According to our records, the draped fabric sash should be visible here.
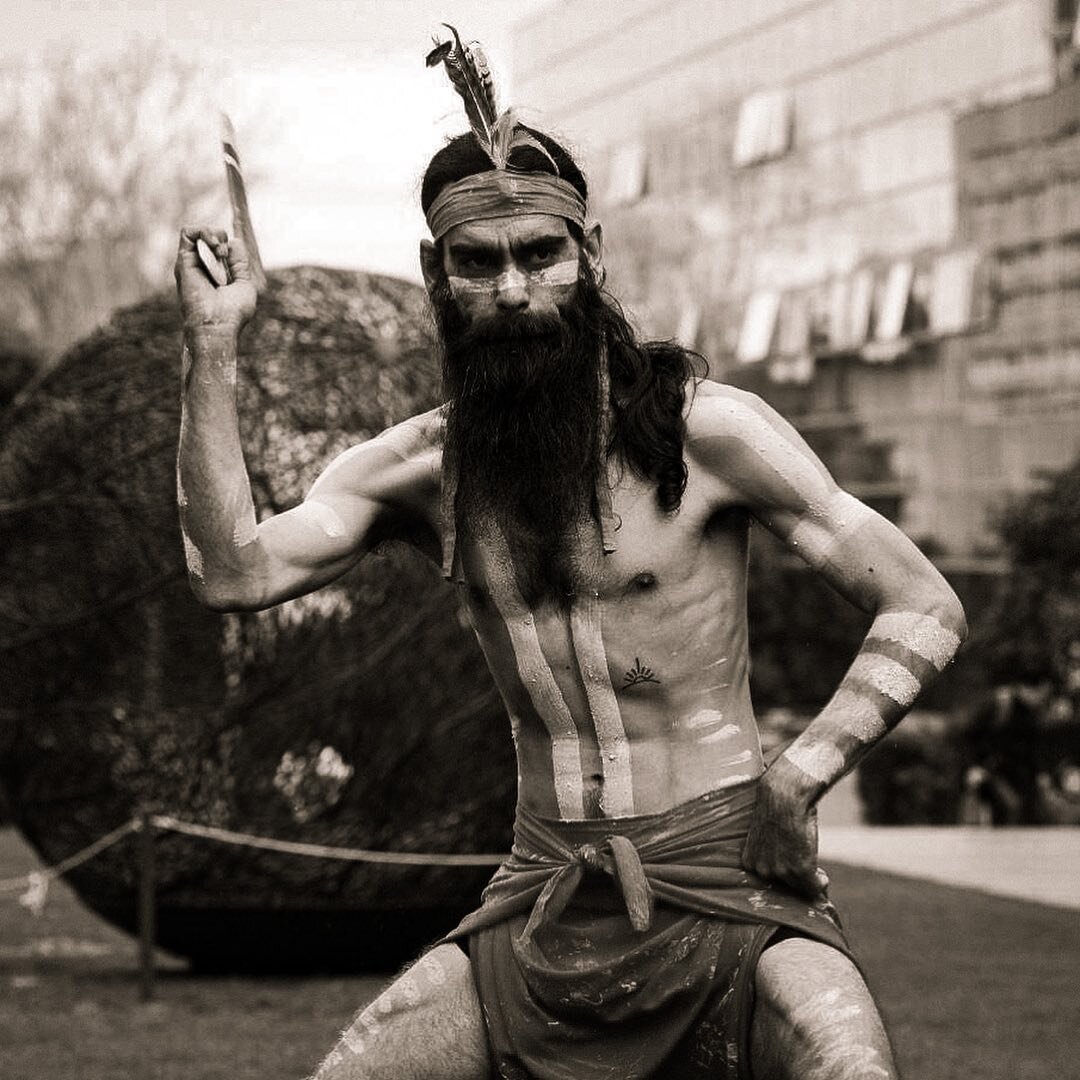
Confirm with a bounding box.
[440,780,851,1079]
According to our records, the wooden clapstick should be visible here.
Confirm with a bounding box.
[195,114,265,290]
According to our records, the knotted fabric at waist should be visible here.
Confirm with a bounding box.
[440,775,847,959]
[519,832,653,944]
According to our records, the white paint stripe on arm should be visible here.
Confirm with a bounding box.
[847,652,922,708]
[789,490,876,569]
[830,687,888,743]
[293,498,347,539]
[783,739,846,783]
[868,611,961,671]
[570,593,635,817]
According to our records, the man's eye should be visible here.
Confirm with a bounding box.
[525,247,559,267]
[459,254,493,272]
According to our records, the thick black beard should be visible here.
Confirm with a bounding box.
[434,263,607,606]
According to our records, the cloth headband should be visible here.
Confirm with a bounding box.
[426,170,587,240]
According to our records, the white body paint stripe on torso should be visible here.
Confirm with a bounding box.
[569,592,635,817]
[486,526,585,819]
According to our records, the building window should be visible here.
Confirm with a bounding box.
[732,89,793,168]
[736,290,781,364]
[605,142,648,206]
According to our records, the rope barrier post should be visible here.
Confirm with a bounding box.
[137,812,156,1002]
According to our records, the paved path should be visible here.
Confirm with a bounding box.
[819,824,1080,910]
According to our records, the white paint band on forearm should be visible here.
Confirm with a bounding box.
[829,687,888,743]
[789,490,876,569]
[847,653,922,707]
[867,611,961,671]
[783,739,846,783]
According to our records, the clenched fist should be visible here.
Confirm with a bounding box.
[175,227,258,337]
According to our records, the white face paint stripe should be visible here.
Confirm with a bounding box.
[868,611,961,671]
[848,653,922,708]
[784,739,846,783]
[486,526,584,818]
[294,498,347,539]
[530,259,579,287]
[569,594,635,817]
[447,276,495,299]
[830,688,889,743]
[448,259,579,299]
[789,491,876,569]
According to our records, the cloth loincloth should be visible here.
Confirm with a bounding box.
[441,777,852,1080]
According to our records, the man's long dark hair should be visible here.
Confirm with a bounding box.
[422,127,706,516]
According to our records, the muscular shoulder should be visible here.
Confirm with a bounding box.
[684,379,834,514]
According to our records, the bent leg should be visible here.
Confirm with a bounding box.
[309,944,491,1080]
[751,937,897,1080]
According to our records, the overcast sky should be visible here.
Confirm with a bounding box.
[8,0,559,280]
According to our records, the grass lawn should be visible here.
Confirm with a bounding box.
[1,827,1077,1079]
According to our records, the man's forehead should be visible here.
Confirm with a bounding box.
[443,213,574,250]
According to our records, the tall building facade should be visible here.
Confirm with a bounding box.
[511,0,1080,555]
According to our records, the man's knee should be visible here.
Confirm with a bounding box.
[311,944,489,1080]
[752,937,896,1080]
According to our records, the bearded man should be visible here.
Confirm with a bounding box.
[174,37,965,1080]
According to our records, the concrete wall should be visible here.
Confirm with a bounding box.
[511,0,1078,554]
[514,0,1054,292]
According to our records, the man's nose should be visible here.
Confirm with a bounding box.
[494,267,529,311]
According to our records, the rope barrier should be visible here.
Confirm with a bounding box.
[149,815,507,867]
[0,817,143,916]
[0,813,508,912]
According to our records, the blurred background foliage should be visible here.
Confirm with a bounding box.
[0,41,226,363]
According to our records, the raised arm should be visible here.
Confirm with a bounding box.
[174,227,442,612]
[688,383,967,895]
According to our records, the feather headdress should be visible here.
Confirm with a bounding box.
[426,24,557,172]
